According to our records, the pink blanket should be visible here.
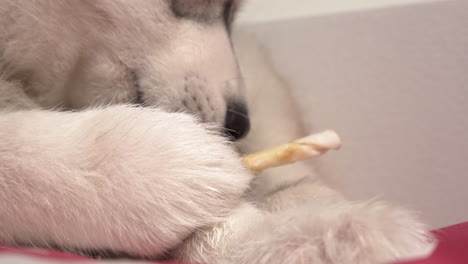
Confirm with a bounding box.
[395,222,468,264]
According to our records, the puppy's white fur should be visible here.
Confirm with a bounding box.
[0,1,434,263]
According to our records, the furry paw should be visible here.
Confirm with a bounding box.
[232,201,434,264]
[71,106,254,256]
[0,105,253,257]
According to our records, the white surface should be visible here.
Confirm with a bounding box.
[237,0,468,228]
[237,0,440,24]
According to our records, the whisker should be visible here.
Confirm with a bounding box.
[226,108,249,119]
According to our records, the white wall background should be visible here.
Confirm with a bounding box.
[237,0,440,24]
[236,0,468,228]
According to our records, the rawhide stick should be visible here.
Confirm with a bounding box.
[242,130,341,173]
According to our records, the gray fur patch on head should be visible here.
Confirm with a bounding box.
[170,0,225,22]
[170,0,242,26]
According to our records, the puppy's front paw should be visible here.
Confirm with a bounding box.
[233,201,434,264]
[25,105,254,257]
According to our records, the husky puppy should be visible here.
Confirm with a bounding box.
[0,1,433,263]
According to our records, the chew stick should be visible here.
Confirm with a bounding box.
[242,130,342,173]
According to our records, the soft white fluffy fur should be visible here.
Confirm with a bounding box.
[0,1,434,263]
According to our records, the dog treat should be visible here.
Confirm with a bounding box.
[242,130,342,173]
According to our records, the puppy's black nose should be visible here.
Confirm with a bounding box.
[224,102,250,141]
